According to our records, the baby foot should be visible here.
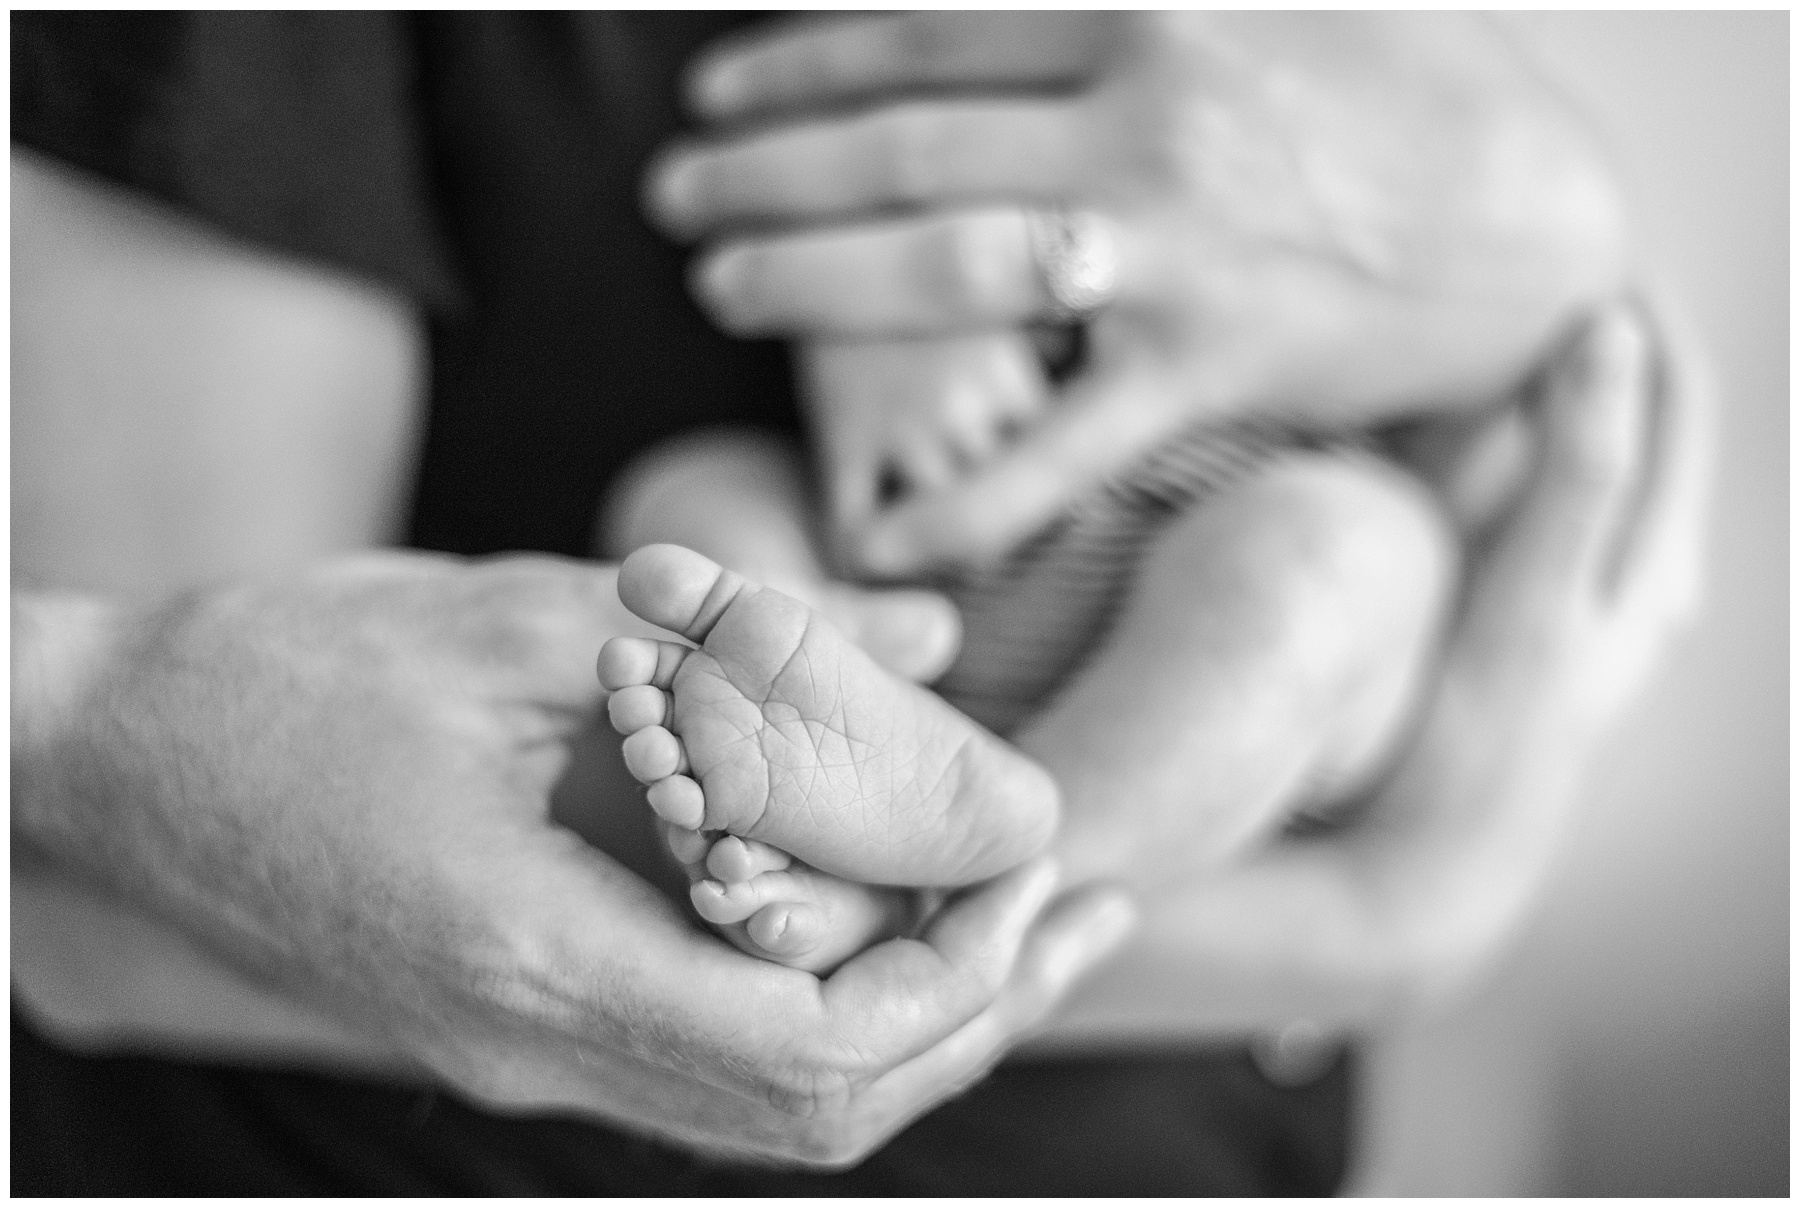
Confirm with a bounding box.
[663,829,918,974]
[598,544,1058,886]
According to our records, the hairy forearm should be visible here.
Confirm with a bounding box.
[12,590,328,1060]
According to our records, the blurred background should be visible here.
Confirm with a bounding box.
[1352,11,1788,1196]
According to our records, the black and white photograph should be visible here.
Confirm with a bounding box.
[10,10,1787,1196]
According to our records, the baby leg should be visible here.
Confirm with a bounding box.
[1018,451,1456,889]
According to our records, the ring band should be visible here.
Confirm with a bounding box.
[1026,206,1118,323]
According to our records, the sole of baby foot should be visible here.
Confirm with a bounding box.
[610,544,1059,886]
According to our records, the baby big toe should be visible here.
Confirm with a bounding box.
[617,544,751,644]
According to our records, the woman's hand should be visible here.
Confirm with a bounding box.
[650,12,1629,574]
[12,553,1133,1166]
[1040,295,1710,1043]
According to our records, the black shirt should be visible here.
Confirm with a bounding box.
[11,12,1351,1195]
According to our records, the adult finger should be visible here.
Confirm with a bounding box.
[812,882,1137,1167]
[649,99,1082,236]
[813,857,1064,1076]
[585,856,1091,1121]
[850,355,1192,575]
[695,207,1118,337]
[1605,287,1714,622]
[1455,308,1649,678]
[800,335,1049,536]
[686,12,1116,122]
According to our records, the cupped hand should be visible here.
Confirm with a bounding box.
[650,12,1628,576]
[12,552,1132,1166]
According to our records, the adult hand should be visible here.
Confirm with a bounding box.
[12,552,1133,1166]
[649,12,1629,575]
[1040,294,1710,1043]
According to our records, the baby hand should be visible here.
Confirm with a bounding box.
[799,332,1054,573]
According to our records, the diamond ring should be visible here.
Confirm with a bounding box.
[1026,206,1119,323]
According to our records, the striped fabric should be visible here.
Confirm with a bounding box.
[938,421,1343,736]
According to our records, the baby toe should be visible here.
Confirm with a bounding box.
[597,636,660,690]
[621,726,688,782]
[646,775,706,830]
[598,636,691,692]
[660,820,711,871]
[606,684,669,734]
[707,835,791,882]
[747,901,826,957]
[690,877,765,925]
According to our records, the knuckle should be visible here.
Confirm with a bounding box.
[754,1025,890,1123]
[760,1049,861,1121]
